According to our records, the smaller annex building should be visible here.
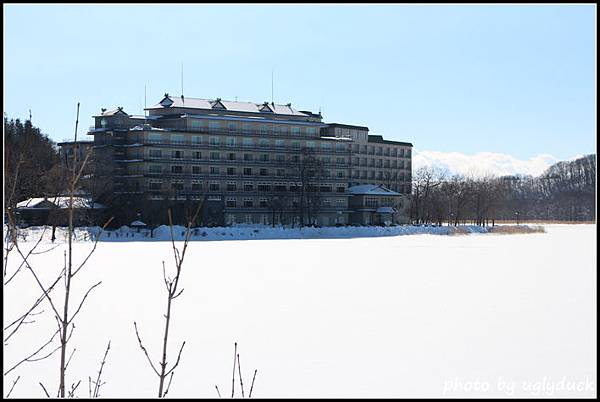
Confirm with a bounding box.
[347,184,408,225]
[13,197,106,226]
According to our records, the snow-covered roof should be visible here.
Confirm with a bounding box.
[130,220,147,227]
[347,184,401,196]
[16,197,106,209]
[147,95,311,117]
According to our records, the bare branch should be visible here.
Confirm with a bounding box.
[249,369,258,398]
[39,382,51,398]
[133,322,160,376]
[92,340,111,398]
[71,217,114,277]
[162,372,175,397]
[67,281,102,325]
[164,341,186,377]
[4,328,61,376]
[231,342,237,398]
[68,380,81,398]
[64,348,77,373]
[6,375,20,398]
[237,353,245,398]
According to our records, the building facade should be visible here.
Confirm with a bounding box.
[80,94,412,226]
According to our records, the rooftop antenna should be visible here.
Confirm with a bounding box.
[29,109,32,122]
[180,62,184,103]
[144,84,147,120]
[271,69,274,106]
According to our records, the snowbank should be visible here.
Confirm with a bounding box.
[2,223,543,244]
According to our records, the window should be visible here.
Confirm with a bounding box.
[209,121,220,131]
[226,137,236,146]
[149,165,161,173]
[244,153,253,161]
[171,181,184,191]
[209,182,220,191]
[244,183,253,191]
[243,138,253,147]
[259,168,268,176]
[149,149,162,158]
[228,123,237,132]
[226,198,237,208]
[276,154,285,162]
[257,183,270,192]
[292,127,301,135]
[209,137,219,145]
[227,182,236,191]
[242,124,252,134]
[274,183,286,192]
[337,157,345,164]
[149,181,162,190]
[259,198,268,208]
[227,167,236,176]
[210,166,220,175]
[260,154,269,162]
[244,199,254,208]
[259,125,268,135]
[171,165,183,174]
[171,134,185,144]
[228,153,236,160]
[320,185,332,193]
[172,150,183,159]
[336,199,345,207]
[275,139,285,147]
[307,127,317,135]
[276,168,285,177]
[193,151,201,160]
[148,133,162,143]
[321,142,331,151]
[243,168,252,176]
[191,182,202,191]
[210,152,220,160]
[259,138,269,147]
[192,166,201,175]
[306,141,315,149]
[336,143,345,151]
[337,171,344,178]
[336,186,345,193]
[192,135,202,144]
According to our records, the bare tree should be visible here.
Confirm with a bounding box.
[134,201,202,397]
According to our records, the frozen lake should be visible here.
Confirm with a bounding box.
[3,224,596,398]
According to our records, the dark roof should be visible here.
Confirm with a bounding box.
[368,135,413,147]
[326,123,369,131]
[57,140,94,146]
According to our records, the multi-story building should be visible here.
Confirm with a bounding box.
[80,94,412,226]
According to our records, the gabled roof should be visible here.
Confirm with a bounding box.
[347,184,401,196]
[16,197,106,209]
[210,98,226,110]
[94,107,129,118]
[146,95,310,117]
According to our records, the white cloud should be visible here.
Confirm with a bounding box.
[411,150,576,177]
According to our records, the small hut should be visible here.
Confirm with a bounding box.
[130,220,147,233]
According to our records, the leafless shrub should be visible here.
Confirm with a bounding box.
[487,225,546,234]
[133,201,202,397]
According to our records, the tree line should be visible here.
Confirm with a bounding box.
[410,154,596,226]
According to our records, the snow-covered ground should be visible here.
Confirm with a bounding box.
[3,224,596,398]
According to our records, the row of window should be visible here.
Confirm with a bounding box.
[353,144,411,157]
[149,165,348,178]
[146,149,348,164]
[147,133,348,150]
[352,170,410,180]
[188,120,320,136]
[148,180,347,193]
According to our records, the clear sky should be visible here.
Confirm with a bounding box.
[3,4,596,173]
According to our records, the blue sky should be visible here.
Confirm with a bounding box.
[3,4,596,173]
